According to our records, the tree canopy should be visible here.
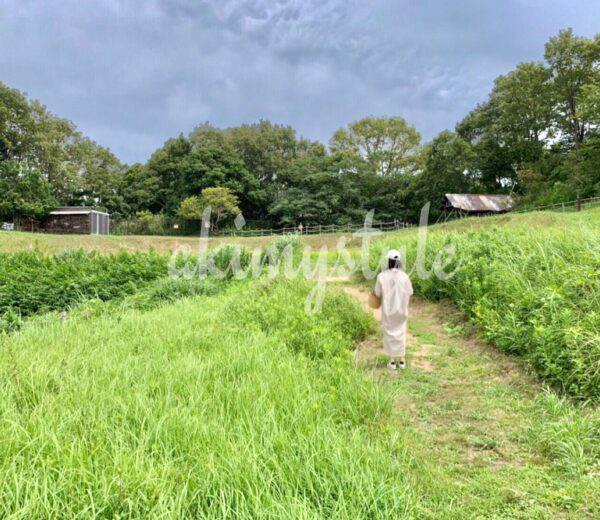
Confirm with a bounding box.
[178,187,240,231]
[2,28,600,228]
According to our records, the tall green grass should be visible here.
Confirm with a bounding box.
[0,278,428,518]
[370,217,600,400]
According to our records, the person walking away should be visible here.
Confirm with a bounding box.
[374,249,413,370]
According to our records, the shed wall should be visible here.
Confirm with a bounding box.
[43,214,92,234]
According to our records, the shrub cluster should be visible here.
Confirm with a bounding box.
[229,278,374,360]
[0,250,167,317]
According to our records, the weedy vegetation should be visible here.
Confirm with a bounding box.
[0,211,599,517]
[371,209,600,401]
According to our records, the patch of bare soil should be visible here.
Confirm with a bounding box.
[411,343,435,372]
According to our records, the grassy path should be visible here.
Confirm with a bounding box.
[335,280,599,519]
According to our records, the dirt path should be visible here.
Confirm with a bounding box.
[328,279,597,518]
[341,284,435,373]
[329,277,535,392]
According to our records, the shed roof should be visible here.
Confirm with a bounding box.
[49,207,109,216]
[444,194,514,213]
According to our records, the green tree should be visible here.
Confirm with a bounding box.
[330,116,421,176]
[183,146,260,217]
[77,141,126,215]
[544,28,600,147]
[0,83,37,163]
[578,81,600,129]
[177,196,203,221]
[121,163,160,215]
[29,100,84,203]
[492,62,553,164]
[178,187,240,231]
[146,135,192,214]
[412,131,476,222]
[268,155,364,225]
[0,161,57,226]
[456,103,517,191]
[553,137,600,197]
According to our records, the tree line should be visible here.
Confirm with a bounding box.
[1,28,599,230]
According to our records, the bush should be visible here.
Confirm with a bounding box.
[0,250,168,317]
[533,392,600,475]
[229,278,374,360]
[0,308,22,334]
[123,277,228,311]
[112,214,194,236]
[210,244,252,277]
[270,234,303,257]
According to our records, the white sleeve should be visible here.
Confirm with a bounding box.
[374,274,382,298]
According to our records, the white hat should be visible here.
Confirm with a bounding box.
[387,249,401,260]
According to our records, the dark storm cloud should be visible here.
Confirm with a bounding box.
[1,0,599,163]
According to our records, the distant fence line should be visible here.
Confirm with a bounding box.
[4,195,598,237]
[78,194,600,237]
[213,219,412,237]
[110,217,413,237]
[512,195,600,214]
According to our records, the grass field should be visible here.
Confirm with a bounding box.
[1,209,599,517]
[1,208,597,256]
[0,229,361,255]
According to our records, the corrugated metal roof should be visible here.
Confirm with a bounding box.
[49,207,109,216]
[445,194,514,213]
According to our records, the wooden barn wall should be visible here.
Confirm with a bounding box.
[42,214,91,234]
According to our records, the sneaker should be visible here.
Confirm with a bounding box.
[387,361,397,370]
[398,360,406,369]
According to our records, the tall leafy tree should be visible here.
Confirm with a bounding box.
[456,103,516,190]
[544,28,600,147]
[330,116,421,176]
[0,83,37,164]
[269,155,364,225]
[493,62,553,164]
[77,141,126,215]
[178,187,240,231]
[121,163,160,215]
[146,135,192,214]
[412,131,476,221]
[0,161,56,224]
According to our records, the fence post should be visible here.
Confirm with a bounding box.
[576,194,581,212]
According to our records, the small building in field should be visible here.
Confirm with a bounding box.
[42,207,110,235]
[443,194,514,220]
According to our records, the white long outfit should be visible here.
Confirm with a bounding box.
[374,269,413,357]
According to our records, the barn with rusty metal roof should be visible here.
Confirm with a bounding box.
[442,194,514,221]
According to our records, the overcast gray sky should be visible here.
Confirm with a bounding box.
[1,0,599,164]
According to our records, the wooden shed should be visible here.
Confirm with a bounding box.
[442,194,514,221]
[42,207,110,235]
